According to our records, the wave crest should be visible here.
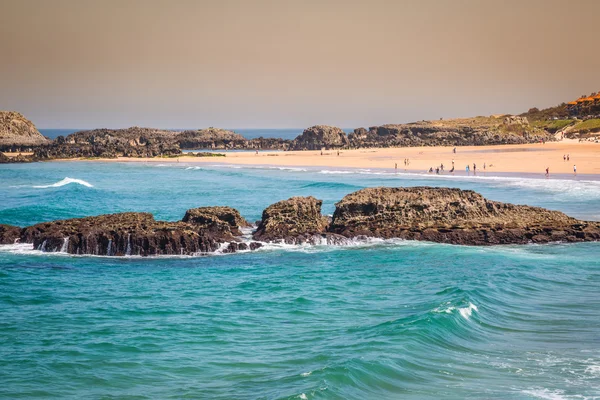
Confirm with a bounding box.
[33,177,94,188]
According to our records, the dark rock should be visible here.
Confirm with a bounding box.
[292,125,348,150]
[329,187,600,245]
[0,224,21,244]
[182,206,250,236]
[253,196,329,244]
[20,207,260,256]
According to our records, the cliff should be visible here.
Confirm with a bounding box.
[0,111,49,150]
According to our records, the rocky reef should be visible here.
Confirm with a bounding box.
[11,207,262,256]
[328,187,600,245]
[0,111,49,150]
[2,187,599,254]
[252,196,333,244]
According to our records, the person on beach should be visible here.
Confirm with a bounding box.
[545,167,549,177]
[453,147,456,154]
[466,165,470,175]
[473,163,477,174]
[449,166,454,173]
[573,165,577,175]
[440,163,444,172]
[452,159,454,167]
[563,154,566,162]
[429,167,433,173]
[435,167,439,174]
[483,162,486,171]
[395,163,397,172]
[567,154,570,161]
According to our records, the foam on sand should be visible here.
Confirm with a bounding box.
[33,177,94,188]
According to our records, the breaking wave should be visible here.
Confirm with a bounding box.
[33,177,94,188]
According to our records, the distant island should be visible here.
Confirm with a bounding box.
[1,91,600,163]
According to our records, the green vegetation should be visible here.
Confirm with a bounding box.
[571,119,600,135]
[531,119,574,133]
[521,104,569,121]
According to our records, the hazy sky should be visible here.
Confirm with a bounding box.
[1,0,599,129]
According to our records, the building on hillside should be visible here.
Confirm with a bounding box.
[566,92,600,116]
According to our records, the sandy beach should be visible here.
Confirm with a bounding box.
[81,140,600,176]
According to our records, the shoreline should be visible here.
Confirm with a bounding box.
[42,141,600,178]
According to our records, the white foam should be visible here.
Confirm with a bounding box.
[521,388,567,400]
[459,303,478,319]
[298,394,307,400]
[585,365,600,376]
[300,371,312,377]
[433,301,478,320]
[33,177,93,188]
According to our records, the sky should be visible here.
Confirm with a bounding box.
[1,0,599,129]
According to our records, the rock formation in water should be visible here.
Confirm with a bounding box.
[0,224,21,244]
[182,206,250,236]
[0,111,49,150]
[252,196,347,245]
[328,187,600,245]
[3,187,599,253]
[291,125,348,150]
[19,207,262,256]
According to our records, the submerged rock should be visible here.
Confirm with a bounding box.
[253,196,330,244]
[329,187,600,245]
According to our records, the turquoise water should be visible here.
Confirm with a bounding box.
[1,162,600,399]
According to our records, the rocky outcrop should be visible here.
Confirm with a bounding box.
[329,187,600,245]
[182,206,250,236]
[253,196,332,244]
[34,127,182,159]
[0,111,49,150]
[292,125,348,150]
[0,224,21,244]
[19,207,262,256]
[177,128,246,149]
[347,117,553,148]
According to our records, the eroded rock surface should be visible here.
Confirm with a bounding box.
[292,125,348,150]
[253,196,330,244]
[0,224,21,244]
[19,206,261,256]
[329,187,600,245]
[0,111,49,149]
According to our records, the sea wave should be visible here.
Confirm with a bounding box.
[32,177,94,188]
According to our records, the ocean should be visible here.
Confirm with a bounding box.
[1,161,599,399]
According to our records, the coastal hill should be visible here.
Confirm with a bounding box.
[521,91,600,138]
[0,111,49,149]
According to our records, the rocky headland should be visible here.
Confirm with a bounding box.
[0,110,563,163]
[0,111,49,151]
[2,187,598,255]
